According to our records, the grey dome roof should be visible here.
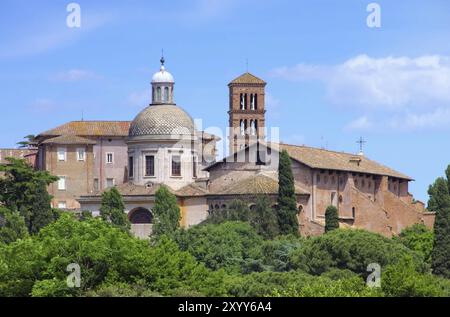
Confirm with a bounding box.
[129,104,195,137]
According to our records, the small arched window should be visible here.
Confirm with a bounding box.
[352,207,356,219]
[240,120,245,136]
[156,87,161,101]
[164,87,169,102]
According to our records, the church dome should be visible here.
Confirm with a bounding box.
[129,104,195,137]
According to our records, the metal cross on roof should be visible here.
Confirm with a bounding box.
[357,136,366,155]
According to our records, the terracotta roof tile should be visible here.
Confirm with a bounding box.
[39,121,131,137]
[229,72,266,85]
[41,135,97,145]
[209,174,308,196]
[279,143,412,180]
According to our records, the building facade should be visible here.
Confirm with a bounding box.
[18,59,434,238]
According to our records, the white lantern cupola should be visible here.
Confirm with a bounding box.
[151,56,175,105]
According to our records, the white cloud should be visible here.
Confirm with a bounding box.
[272,54,450,130]
[345,116,374,131]
[51,69,100,82]
[389,108,450,130]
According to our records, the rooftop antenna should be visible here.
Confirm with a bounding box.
[357,136,366,156]
[81,110,84,121]
[246,58,249,73]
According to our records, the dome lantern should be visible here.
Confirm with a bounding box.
[151,56,175,105]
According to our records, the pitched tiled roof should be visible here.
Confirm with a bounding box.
[205,142,412,180]
[176,183,209,197]
[209,174,308,196]
[41,135,97,145]
[229,72,266,85]
[39,121,131,137]
[279,143,412,180]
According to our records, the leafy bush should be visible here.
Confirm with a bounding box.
[175,221,263,273]
[382,255,450,297]
[0,213,225,297]
[289,229,417,276]
[396,224,434,266]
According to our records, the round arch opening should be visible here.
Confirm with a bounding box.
[128,207,153,224]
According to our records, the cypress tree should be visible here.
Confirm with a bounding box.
[428,166,450,278]
[325,205,339,233]
[152,185,181,237]
[277,150,299,235]
[100,187,130,231]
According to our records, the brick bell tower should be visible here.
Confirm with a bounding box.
[228,72,266,154]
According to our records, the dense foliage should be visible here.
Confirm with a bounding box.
[0,214,224,297]
[0,158,58,234]
[428,165,450,278]
[1,159,450,297]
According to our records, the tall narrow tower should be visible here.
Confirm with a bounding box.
[228,72,266,154]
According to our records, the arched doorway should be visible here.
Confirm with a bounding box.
[129,207,153,224]
[128,207,153,239]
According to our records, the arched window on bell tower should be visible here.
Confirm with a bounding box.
[240,120,245,136]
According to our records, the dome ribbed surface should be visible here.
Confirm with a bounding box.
[129,105,194,137]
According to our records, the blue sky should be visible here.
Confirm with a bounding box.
[1,0,450,203]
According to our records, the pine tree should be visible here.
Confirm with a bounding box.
[250,195,279,239]
[0,158,58,234]
[0,206,28,244]
[100,187,130,231]
[428,167,450,278]
[325,205,339,233]
[152,185,181,237]
[277,150,299,235]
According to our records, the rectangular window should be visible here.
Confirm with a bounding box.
[106,153,114,164]
[106,178,115,188]
[58,176,66,190]
[93,178,99,191]
[58,201,67,209]
[171,155,181,177]
[128,156,134,178]
[145,155,155,177]
[57,148,66,161]
[192,156,197,178]
[77,148,86,161]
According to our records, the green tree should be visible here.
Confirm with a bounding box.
[289,229,417,276]
[100,187,130,231]
[325,205,339,233]
[428,169,450,278]
[0,207,28,244]
[175,221,263,273]
[0,214,225,297]
[0,158,58,233]
[396,224,434,265]
[152,185,180,237]
[277,150,299,235]
[382,255,448,297]
[250,195,279,239]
